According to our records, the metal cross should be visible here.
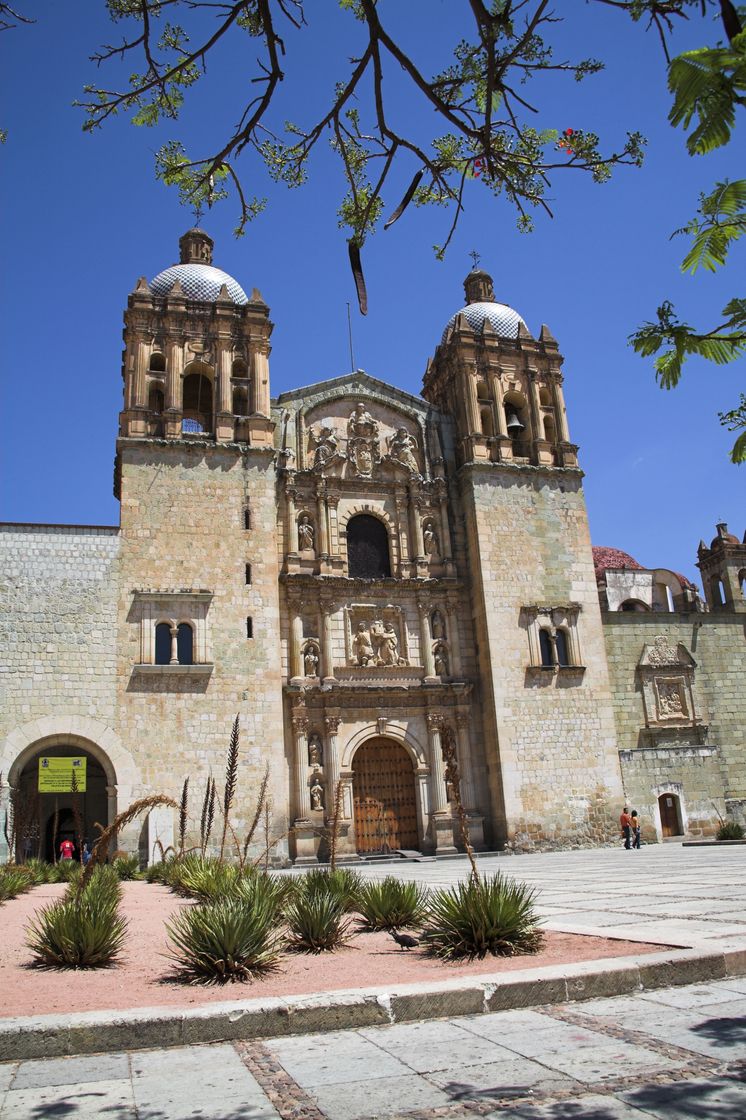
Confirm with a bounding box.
[468,249,481,269]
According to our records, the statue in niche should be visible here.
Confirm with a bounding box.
[431,610,446,639]
[657,679,686,717]
[309,775,324,811]
[347,402,380,478]
[308,733,323,767]
[388,427,420,474]
[352,621,376,666]
[311,426,338,471]
[434,644,449,676]
[376,620,400,666]
[298,515,315,552]
[423,520,440,558]
[303,645,319,677]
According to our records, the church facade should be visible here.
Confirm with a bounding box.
[2,229,744,864]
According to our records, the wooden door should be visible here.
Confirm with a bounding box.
[352,739,419,854]
[659,794,681,837]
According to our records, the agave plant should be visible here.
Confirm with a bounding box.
[296,867,363,912]
[112,854,141,880]
[284,891,352,953]
[420,873,544,960]
[171,855,241,901]
[166,894,282,983]
[356,876,429,932]
[232,870,294,918]
[26,893,126,967]
[0,866,34,902]
[716,820,745,841]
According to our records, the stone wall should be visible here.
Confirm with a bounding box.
[116,441,289,860]
[603,613,746,839]
[461,464,624,850]
[0,524,121,860]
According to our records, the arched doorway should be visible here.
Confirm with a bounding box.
[352,738,419,854]
[658,793,683,838]
[14,745,109,862]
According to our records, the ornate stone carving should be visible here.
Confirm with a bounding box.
[324,716,341,735]
[434,643,449,676]
[431,610,446,639]
[298,515,315,552]
[387,427,420,474]
[346,402,380,477]
[310,425,338,471]
[423,520,440,559]
[308,732,323,767]
[656,678,688,719]
[309,775,324,811]
[648,635,679,666]
[303,643,319,677]
[427,712,445,732]
[350,616,407,667]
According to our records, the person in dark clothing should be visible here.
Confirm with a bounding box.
[631,810,641,849]
[620,807,632,850]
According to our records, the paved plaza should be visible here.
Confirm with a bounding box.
[1,845,745,1118]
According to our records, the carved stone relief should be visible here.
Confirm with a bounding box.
[346,606,409,667]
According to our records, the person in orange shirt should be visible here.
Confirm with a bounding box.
[620,807,632,850]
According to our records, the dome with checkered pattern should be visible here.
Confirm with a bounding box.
[442,267,527,342]
[149,228,248,305]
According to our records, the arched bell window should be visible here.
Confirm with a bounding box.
[555,629,569,667]
[539,629,553,667]
[176,623,193,665]
[182,364,213,434]
[155,623,172,665]
[347,514,391,579]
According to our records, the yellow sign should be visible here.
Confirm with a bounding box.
[38,757,87,793]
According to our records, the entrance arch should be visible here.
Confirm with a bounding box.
[658,792,683,838]
[13,743,110,862]
[352,737,419,854]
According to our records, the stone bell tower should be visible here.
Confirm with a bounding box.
[113,230,287,859]
[422,266,623,849]
[118,227,274,447]
[697,524,746,612]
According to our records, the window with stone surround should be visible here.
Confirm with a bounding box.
[132,590,213,673]
[523,604,583,673]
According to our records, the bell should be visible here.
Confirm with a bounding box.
[505,408,525,434]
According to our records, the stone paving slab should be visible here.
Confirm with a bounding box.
[307,1073,452,1120]
[3,1076,133,1120]
[619,1075,746,1119]
[10,1050,130,1090]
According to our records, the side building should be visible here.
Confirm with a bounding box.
[1,231,744,862]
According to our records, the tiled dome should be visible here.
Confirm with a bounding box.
[442,300,528,342]
[150,263,248,305]
[592,546,643,584]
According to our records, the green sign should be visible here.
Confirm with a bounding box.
[38,756,87,793]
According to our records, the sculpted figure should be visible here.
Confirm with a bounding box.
[434,644,449,676]
[377,620,400,666]
[347,401,378,439]
[311,426,337,470]
[310,776,324,811]
[423,521,440,558]
[431,610,446,639]
[352,621,375,666]
[308,733,323,767]
[303,645,319,677]
[298,515,315,552]
[389,427,419,473]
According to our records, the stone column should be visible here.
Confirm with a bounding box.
[436,487,453,562]
[252,343,271,415]
[550,374,571,442]
[324,716,341,810]
[320,599,334,682]
[491,373,508,436]
[410,492,425,560]
[169,624,179,665]
[454,713,477,811]
[286,486,298,553]
[218,346,233,414]
[394,490,411,576]
[292,714,311,819]
[464,370,481,434]
[289,601,304,680]
[326,495,339,557]
[316,488,329,556]
[133,339,149,408]
[445,603,463,677]
[106,785,117,853]
[426,713,448,812]
[166,339,183,411]
[418,600,437,679]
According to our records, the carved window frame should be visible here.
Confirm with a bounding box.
[522,604,584,674]
[132,590,213,672]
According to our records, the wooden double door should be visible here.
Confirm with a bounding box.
[352,738,419,854]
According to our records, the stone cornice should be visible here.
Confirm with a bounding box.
[458,459,584,483]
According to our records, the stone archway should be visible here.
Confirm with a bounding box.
[351,737,420,854]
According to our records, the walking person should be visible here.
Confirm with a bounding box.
[620,807,632,850]
[631,810,641,849]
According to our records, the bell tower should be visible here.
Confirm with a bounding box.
[422,265,623,850]
[118,227,274,448]
[697,524,746,612]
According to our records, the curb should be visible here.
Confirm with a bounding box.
[2,944,745,1062]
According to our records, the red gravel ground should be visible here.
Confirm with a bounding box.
[0,882,666,1018]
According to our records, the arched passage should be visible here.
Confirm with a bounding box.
[12,743,111,862]
[351,737,419,853]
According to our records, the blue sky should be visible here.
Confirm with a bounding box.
[1,1,742,587]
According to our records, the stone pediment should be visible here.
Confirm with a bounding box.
[638,635,696,669]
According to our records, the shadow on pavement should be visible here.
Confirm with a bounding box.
[688,1015,746,1049]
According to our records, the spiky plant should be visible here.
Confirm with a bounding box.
[284,891,352,953]
[26,865,126,968]
[420,873,544,961]
[242,764,269,866]
[356,877,430,932]
[219,715,240,862]
[0,866,34,902]
[296,867,363,912]
[112,854,141,881]
[166,893,282,983]
[232,869,294,918]
[200,776,216,855]
[170,855,241,901]
[178,777,189,857]
[717,820,745,841]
